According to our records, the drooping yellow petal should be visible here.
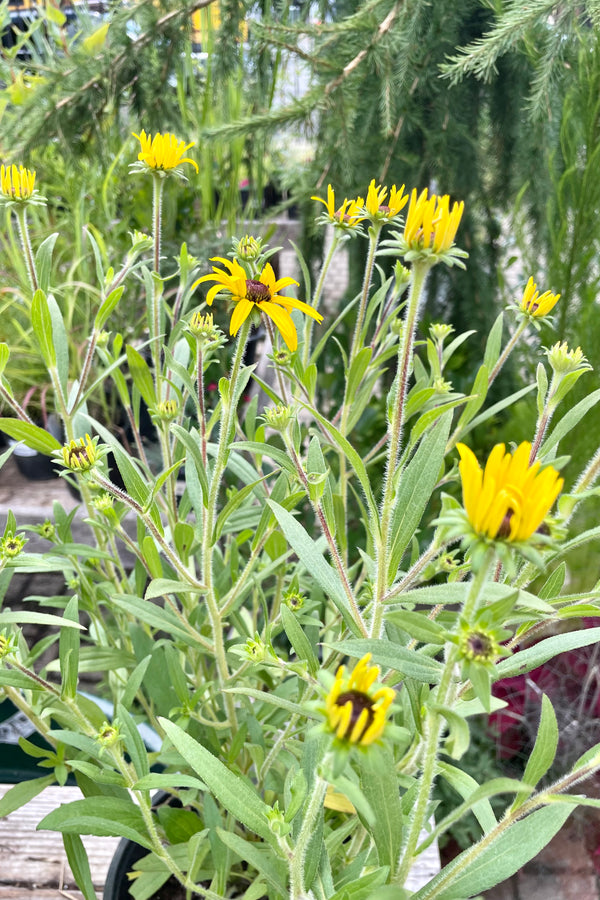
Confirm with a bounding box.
[260,302,298,351]
[457,441,563,542]
[229,297,254,336]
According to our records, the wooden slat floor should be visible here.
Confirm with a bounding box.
[0,783,442,899]
[0,784,119,899]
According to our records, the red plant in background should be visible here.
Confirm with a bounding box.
[490,621,600,760]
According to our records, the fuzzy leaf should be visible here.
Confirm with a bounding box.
[159,719,274,842]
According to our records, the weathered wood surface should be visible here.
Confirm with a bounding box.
[0,784,119,899]
[0,782,442,898]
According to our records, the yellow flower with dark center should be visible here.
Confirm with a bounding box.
[360,179,408,221]
[61,434,98,472]
[312,184,363,228]
[520,276,560,318]
[132,130,199,173]
[326,654,394,746]
[192,257,323,352]
[457,441,563,542]
[1,164,36,200]
[404,187,464,253]
[0,531,27,558]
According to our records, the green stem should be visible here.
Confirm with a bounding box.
[91,471,203,589]
[394,548,494,885]
[151,174,165,391]
[371,258,431,639]
[529,384,558,464]
[289,773,328,899]
[303,229,342,368]
[15,206,39,293]
[487,318,528,387]
[201,320,251,729]
[461,547,496,623]
[0,383,35,424]
[347,225,381,368]
[284,433,368,637]
[196,343,207,467]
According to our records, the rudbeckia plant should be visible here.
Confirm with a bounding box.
[1,144,600,900]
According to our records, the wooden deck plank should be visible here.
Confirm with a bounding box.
[0,784,119,898]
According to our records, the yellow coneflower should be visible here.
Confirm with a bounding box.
[457,441,563,542]
[132,131,199,173]
[311,184,363,228]
[0,164,36,200]
[361,179,408,221]
[520,277,560,318]
[404,188,464,254]
[61,435,99,472]
[192,257,323,352]
[326,654,394,747]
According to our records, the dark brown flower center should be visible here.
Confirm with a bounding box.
[246,279,271,304]
[496,508,514,539]
[466,632,494,659]
[70,446,90,465]
[336,690,375,740]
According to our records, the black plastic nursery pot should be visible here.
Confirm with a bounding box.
[9,440,60,480]
[103,838,150,900]
[0,697,58,782]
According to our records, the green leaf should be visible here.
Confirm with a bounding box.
[541,388,600,456]
[280,604,319,674]
[46,293,69,394]
[267,500,362,637]
[413,805,573,899]
[535,363,548,418]
[231,440,296,476]
[496,627,600,678]
[302,404,379,529]
[31,289,56,368]
[126,345,157,408]
[436,762,497,836]
[430,704,470,760]
[171,425,209,506]
[539,563,567,599]
[217,829,288,895]
[35,232,58,293]
[59,595,80,699]
[117,703,150,780]
[110,594,200,645]
[512,694,558,809]
[132,773,207,791]
[63,834,97,900]
[144,578,204,599]
[454,364,489,433]
[409,396,469,448]
[38,797,153,848]
[213,475,269,544]
[384,610,446,645]
[0,418,62,455]
[387,412,451,583]
[223,686,320,719]
[465,383,536,434]
[0,774,55,817]
[357,745,403,873]
[0,342,9,378]
[95,285,125,331]
[329,867,390,900]
[329,639,443,683]
[0,610,83,628]
[483,312,504,370]
[420,777,533,854]
[159,719,274,842]
[346,347,372,399]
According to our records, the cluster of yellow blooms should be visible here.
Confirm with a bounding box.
[2,131,569,752]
